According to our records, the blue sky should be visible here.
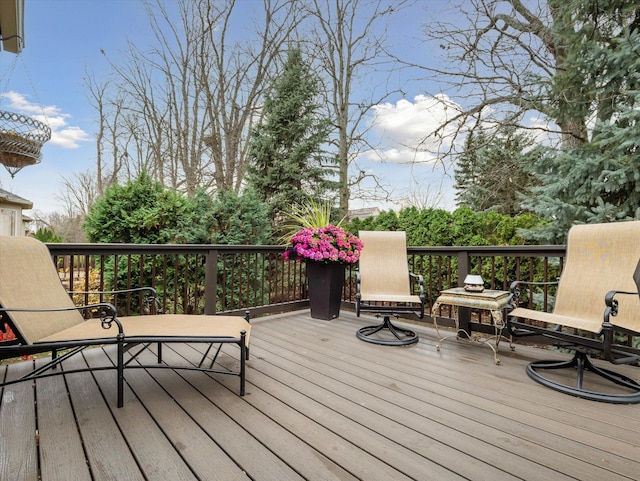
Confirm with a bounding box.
[0,0,459,216]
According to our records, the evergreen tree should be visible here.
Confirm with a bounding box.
[246,47,335,229]
[454,127,539,216]
[210,189,272,245]
[84,173,191,244]
[523,1,640,242]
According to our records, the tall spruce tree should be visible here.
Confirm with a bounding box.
[246,47,335,228]
[522,0,640,242]
[454,127,539,216]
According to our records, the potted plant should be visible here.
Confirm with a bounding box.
[282,201,362,320]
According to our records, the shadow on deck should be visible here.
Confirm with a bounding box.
[1,310,639,481]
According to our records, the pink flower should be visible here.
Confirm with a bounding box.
[283,225,362,264]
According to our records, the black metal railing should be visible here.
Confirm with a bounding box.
[34,241,638,357]
[48,243,564,318]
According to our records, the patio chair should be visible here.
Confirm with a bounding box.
[355,231,425,346]
[0,236,250,408]
[507,221,640,403]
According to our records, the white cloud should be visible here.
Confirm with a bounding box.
[346,94,466,211]
[0,91,91,148]
[363,93,464,165]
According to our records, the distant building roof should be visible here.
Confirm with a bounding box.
[0,188,32,208]
[348,207,381,221]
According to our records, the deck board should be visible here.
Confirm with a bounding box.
[2,310,640,481]
[256,316,635,480]
[63,353,147,481]
[36,358,92,481]
[1,361,38,481]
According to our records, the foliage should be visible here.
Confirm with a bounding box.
[82,174,187,311]
[346,207,542,247]
[346,207,546,299]
[209,189,272,246]
[278,198,343,243]
[166,188,273,312]
[83,175,273,313]
[454,127,540,215]
[247,47,336,230]
[422,1,640,243]
[521,1,640,242]
[32,228,62,243]
[84,173,191,244]
[169,189,217,244]
[208,189,272,311]
[283,225,363,265]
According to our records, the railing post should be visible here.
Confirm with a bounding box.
[204,248,219,315]
[457,250,472,332]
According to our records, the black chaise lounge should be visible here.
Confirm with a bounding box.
[0,236,250,407]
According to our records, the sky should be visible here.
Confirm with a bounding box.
[0,0,461,217]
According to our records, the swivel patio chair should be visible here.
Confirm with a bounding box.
[355,231,425,346]
[508,221,640,403]
[0,235,250,408]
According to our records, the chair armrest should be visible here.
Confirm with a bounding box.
[509,279,560,292]
[69,286,157,297]
[69,287,162,314]
[604,289,639,320]
[0,303,121,332]
[409,272,425,301]
[509,278,559,307]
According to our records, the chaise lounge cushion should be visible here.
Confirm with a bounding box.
[0,236,250,347]
[37,314,250,345]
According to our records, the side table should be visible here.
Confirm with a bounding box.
[431,287,513,364]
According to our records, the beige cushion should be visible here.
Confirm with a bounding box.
[510,307,603,334]
[38,314,250,346]
[358,231,421,304]
[0,236,83,344]
[1,236,250,347]
[513,221,640,334]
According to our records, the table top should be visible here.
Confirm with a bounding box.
[434,287,510,310]
[439,287,510,300]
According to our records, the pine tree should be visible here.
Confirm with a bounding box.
[246,47,335,228]
[523,0,640,242]
[454,127,539,216]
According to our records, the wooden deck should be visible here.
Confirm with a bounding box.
[2,310,640,481]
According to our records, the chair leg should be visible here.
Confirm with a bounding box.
[240,330,246,396]
[117,338,125,408]
[527,350,640,404]
[356,315,419,346]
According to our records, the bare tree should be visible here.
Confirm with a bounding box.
[57,169,99,218]
[90,0,299,197]
[304,0,413,218]
[196,0,302,192]
[84,70,126,196]
[415,0,583,157]
[30,210,86,242]
[99,0,210,195]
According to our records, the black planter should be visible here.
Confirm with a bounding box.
[306,262,346,320]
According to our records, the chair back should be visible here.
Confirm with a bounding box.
[554,221,640,333]
[358,231,411,298]
[0,236,83,344]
